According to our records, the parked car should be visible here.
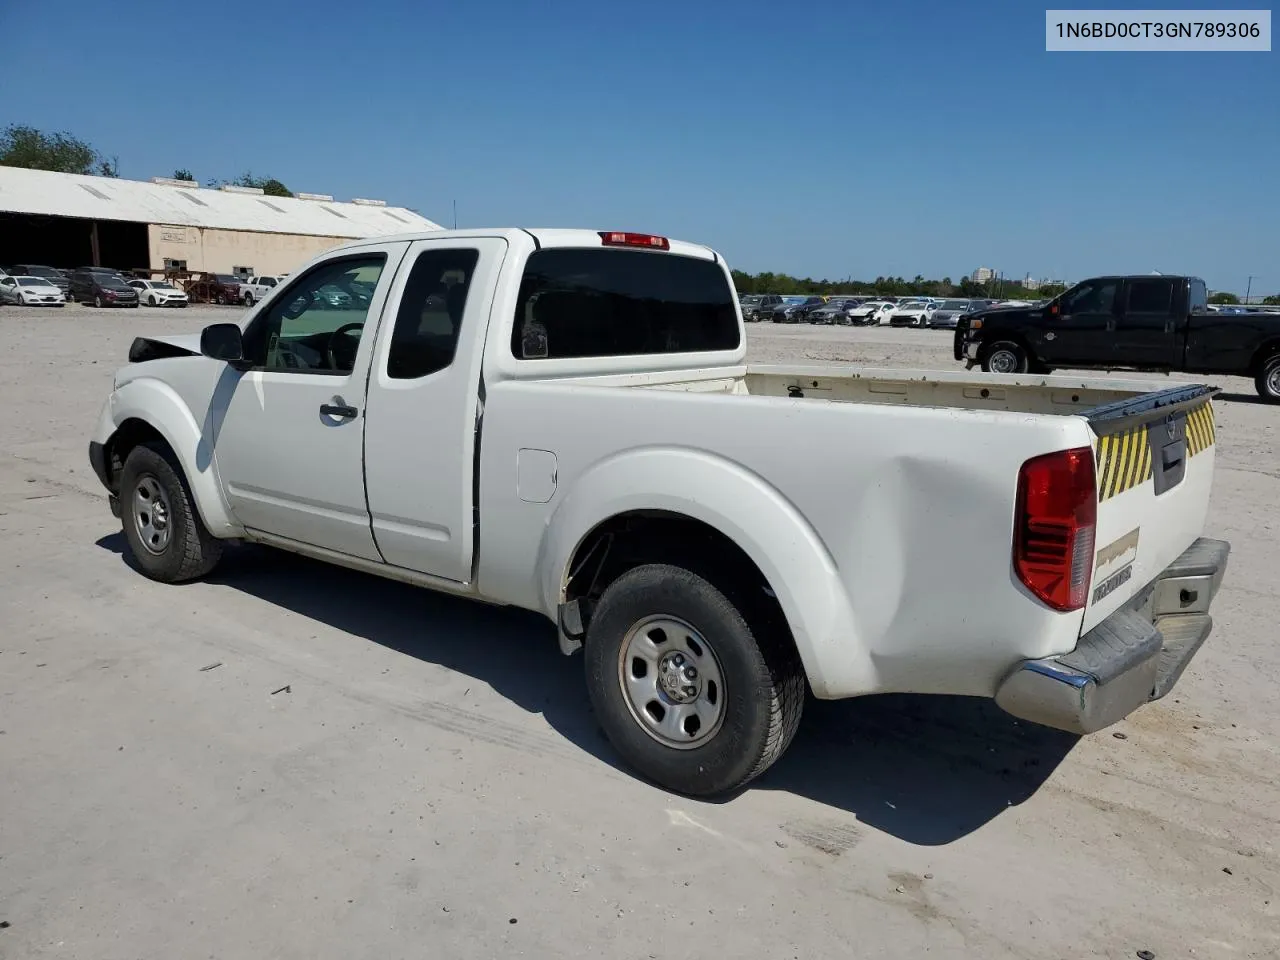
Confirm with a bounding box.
[5,263,71,298]
[808,298,860,324]
[847,299,892,324]
[90,226,1230,797]
[239,274,288,307]
[70,268,140,307]
[738,294,763,321]
[746,294,781,321]
[955,274,1280,401]
[186,273,244,305]
[0,275,66,306]
[129,279,189,308]
[889,300,937,327]
[927,299,977,329]
[772,295,825,323]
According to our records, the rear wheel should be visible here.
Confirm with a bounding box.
[584,563,805,797]
[981,341,1028,374]
[1256,354,1280,403]
[243,292,255,307]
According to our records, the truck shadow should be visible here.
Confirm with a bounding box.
[97,535,1077,846]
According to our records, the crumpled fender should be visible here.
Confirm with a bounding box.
[101,377,242,538]
[537,446,870,698]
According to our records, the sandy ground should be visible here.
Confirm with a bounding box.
[1,304,1277,960]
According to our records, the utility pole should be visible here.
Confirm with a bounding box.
[452,199,457,229]
[1245,275,1254,304]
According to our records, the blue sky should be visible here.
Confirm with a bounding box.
[1,0,1275,293]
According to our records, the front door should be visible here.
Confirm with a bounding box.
[1037,277,1121,366]
[211,242,410,559]
[1114,277,1178,367]
[361,236,509,582]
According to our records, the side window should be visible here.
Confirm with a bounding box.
[1188,280,1208,314]
[1063,280,1118,315]
[1126,279,1174,314]
[241,254,386,375]
[386,247,480,379]
[261,277,276,288]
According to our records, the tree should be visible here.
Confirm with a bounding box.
[1209,292,1240,304]
[1263,295,1280,306]
[173,168,195,181]
[233,171,293,197]
[0,124,118,176]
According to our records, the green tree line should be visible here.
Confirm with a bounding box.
[731,269,1066,301]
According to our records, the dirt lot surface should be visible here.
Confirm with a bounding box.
[2,304,1277,959]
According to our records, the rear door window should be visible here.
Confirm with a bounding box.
[1125,278,1175,315]
[511,248,740,360]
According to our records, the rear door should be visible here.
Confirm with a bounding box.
[1114,277,1179,367]
[1038,278,1121,366]
[361,236,509,581]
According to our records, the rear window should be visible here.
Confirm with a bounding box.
[511,248,739,360]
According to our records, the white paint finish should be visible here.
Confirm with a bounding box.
[92,228,1220,704]
[0,166,440,238]
[516,449,558,503]
[362,236,510,580]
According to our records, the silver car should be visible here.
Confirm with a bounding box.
[927,299,977,329]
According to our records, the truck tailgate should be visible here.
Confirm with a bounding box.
[1082,384,1218,633]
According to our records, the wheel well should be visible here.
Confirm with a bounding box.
[562,510,796,653]
[1248,340,1280,376]
[103,418,170,490]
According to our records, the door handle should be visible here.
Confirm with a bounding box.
[320,401,358,419]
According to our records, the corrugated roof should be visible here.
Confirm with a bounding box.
[0,166,442,238]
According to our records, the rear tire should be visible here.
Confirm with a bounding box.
[981,341,1029,374]
[118,441,223,583]
[243,292,254,307]
[1256,354,1280,403]
[584,563,805,797]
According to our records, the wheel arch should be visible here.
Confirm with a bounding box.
[1247,337,1280,376]
[538,447,866,697]
[104,379,241,537]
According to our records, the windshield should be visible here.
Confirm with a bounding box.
[215,275,239,284]
[939,300,969,310]
[17,277,49,287]
[102,278,131,290]
[782,296,807,305]
[153,281,177,290]
[27,266,61,279]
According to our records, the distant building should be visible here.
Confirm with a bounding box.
[971,266,995,282]
[1023,274,1041,290]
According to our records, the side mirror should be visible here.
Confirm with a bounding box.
[200,322,246,365]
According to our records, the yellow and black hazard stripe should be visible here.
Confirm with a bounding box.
[1186,402,1216,457]
[1095,401,1217,501]
[1096,425,1152,501]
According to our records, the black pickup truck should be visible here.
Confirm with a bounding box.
[955,275,1280,401]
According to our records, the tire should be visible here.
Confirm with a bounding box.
[981,341,1029,374]
[118,441,223,583]
[584,562,805,797]
[243,292,254,307]
[94,295,103,308]
[1256,354,1280,403]
[148,295,157,307]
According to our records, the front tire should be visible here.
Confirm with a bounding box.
[148,295,157,307]
[119,441,223,583]
[1256,354,1280,403]
[981,341,1029,374]
[584,563,805,796]
[94,295,103,308]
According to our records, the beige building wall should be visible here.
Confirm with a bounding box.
[147,224,351,276]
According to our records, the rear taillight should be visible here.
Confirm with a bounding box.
[1014,447,1097,612]
[598,231,670,250]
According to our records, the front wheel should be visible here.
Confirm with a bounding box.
[584,563,805,796]
[1256,354,1280,403]
[119,441,223,583]
[148,295,157,307]
[94,295,103,308]
[981,341,1029,374]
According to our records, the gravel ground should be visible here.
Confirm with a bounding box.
[1,302,1277,959]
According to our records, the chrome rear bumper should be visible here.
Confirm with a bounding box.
[995,538,1230,735]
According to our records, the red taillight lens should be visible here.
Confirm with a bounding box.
[1014,446,1097,611]
[598,231,670,250]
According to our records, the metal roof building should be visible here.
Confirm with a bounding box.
[0,166,442,278]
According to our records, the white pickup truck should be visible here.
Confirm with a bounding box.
[88,227,1230,796]
[237,274,287,307]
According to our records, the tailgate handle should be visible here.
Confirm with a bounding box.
[1162,443,1184,472]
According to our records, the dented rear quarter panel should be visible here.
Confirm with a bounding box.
[477,381,1095,700]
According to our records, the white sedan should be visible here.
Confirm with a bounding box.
[129,279,190,308]
[0,275,66,306]
[888,300,937,327]
[847,300,894,324]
